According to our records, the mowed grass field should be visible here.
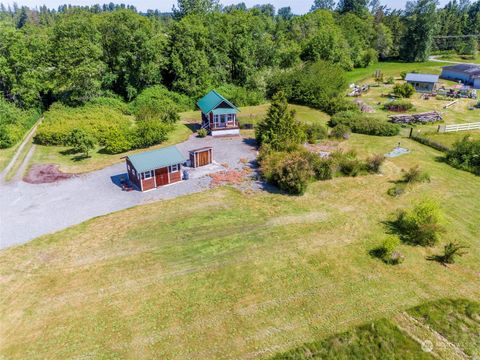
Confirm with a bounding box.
[1,133,479,358]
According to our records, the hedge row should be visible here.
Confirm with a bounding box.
[409,134,450,152]
[329,111,400,136]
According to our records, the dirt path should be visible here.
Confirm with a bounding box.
[393,312,469,360]
[0,118,41,183]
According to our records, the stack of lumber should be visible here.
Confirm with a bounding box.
[388,111,442,124]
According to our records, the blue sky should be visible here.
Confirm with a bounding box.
[8,0,450,13]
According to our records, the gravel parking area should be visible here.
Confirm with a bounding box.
[0,135,257,249]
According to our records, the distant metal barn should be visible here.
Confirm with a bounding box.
[189,147,213,168]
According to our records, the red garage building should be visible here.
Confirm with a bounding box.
[126,146,186,192]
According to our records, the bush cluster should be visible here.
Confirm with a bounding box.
[305,123,328,144]
[0,98,39,148]
[267,61,348,115]
[329,111,400,136]
[35,98,177,154]
[446,136,480,175]
[382,100,414,112]
[214,84,265,107]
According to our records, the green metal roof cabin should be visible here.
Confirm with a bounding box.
[126,146,187,192]
[197,90,240,137]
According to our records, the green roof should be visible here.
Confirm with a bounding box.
[197,90,238,114]
[212,108,238,115]
[128,146,186,173]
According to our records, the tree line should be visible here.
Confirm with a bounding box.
[1,0,479,111]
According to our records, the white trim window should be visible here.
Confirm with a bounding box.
[142,170,153,180]
[170,164,179,173]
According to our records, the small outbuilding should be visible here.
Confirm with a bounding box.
[189,147,213,168]
[405,73,439,93]
[197,90,240,137]
[441,64,480,88]
[126,146,186,192]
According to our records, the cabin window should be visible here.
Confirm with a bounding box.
[142,170,153,180]
[170,164,179,172]
[127,164,130,171]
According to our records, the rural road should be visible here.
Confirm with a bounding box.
[0,135,257,250]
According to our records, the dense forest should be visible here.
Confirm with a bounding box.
[0,0,479,149]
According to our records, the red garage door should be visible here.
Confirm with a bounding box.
[155,167,169,187]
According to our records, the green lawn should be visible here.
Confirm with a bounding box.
[422,130,480,149]
[1,132,479,358]
[0,146,18,172]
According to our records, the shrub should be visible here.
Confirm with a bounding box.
[102,129,134,154]
[392,199,444,246]
[134,120,170,148]
[370,236,404,265]
[197,128,208,138]
[393,83,415,98]
[260,150,314,195]
[402,166,431,183]
[67,128,96,157]
[329,111,400,136]
[332,150,363,177]
[386,77,395,85]
[330,124,351,139]
[446,136,480,175]
[387,183,407,197]
[303,151,334,180]
[382,100,414,112]
[365,154,385,174]
[305,123,328,144]
[427,242,468,265]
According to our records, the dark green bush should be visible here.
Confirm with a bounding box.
[135,119,170,148]
[446,136,480,175]
[329,111,400,136]
[305,123,328,144]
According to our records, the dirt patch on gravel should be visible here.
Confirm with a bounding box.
[24,164,74,184]
[209,168,251,187]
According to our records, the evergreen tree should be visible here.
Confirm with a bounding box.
[255,91,305,151]
[337,0,369,14]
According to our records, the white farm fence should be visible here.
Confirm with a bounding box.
[438,122,480,133]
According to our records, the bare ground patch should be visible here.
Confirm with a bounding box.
[23,164,74,184]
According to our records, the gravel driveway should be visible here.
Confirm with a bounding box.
[0,135,257,249]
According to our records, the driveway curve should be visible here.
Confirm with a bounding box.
[0,135,257,249]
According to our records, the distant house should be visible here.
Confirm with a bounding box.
[126,146,186,192]
[441,64,480,88]
[197,90,240,137]
[405,73,439,93]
